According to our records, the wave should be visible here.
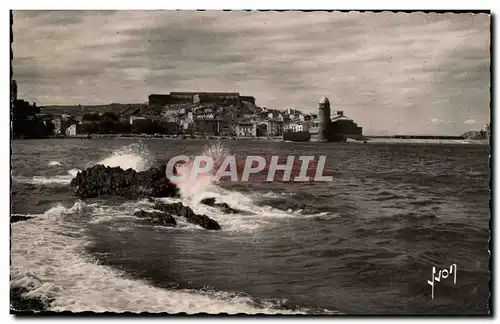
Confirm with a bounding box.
[14,140,328,230]
[13,142,322,232]
[96,142,155,172]
[12,168,81,186]
[11,141,337,313]
[171,141,229,201]
[253,191,297,199]
[465,170,488,177]
[151,186,333,233]
[10,201,303,314]
[48,161,62,167]
[14,142,155,186]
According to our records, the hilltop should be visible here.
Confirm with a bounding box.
[39,98,267,120]
[40,103,147,118]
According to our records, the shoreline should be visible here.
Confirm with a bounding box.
[11,134,489,145]
[13,134,286,141]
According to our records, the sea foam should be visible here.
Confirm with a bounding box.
[48,161,62,167]
[10,201,300,314]
[13,169,81,186]
[96,142,155,172]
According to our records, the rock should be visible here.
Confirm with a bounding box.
[200,197,238,214]
[10,215,34,223]
[10,286,52,313]
[200,197,216,205]
[214,202,238,214]
[294,204,306,211]
[69,164,179,199]
[133,210,177,227]
[154,202,221,230]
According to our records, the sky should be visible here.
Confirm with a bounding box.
[12,10,490,135]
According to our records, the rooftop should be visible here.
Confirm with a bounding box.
[319,96,330,104]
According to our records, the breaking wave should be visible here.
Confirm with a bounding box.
[10,201,304,314]
[96,142,155,172]
[13,142,153,186]
[171,142,230,201]
[48,161,62,167]
[12,169,81,186]
[10,141,342,314]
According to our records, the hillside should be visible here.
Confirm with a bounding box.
[40,103,147,118]
[39,99,262,119]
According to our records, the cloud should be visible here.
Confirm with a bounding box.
[464,119,478,124]
[12,10,490,135]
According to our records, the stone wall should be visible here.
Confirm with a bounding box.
[149,92,254,108]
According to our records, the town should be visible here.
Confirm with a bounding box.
[10,79,364,141]
[10,80,490,142]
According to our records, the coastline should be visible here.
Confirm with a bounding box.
[11,133,489,145]
[12,133,285,141]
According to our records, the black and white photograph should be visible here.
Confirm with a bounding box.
[9,8,491,315]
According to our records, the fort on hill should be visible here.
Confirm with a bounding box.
[148,92,256,108]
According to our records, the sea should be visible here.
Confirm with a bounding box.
[10,138,491,315]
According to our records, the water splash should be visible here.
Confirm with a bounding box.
[97,142,155,172]
[202,141,230,171]
[48,161,62,167]
[171,142,230,202]
[67,169,81,177]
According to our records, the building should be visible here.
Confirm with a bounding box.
[221,112,236,136]
[240,96,256,105]
[180,112,194,132]
[130,116,147,125]
[65,124,77,136]
[317,96,331,142]
[255,119,283,136]
[312,97,362,141]
[148,92,256,110]
[284,97,363,142]
[289,121,309,132]
[52,114,77,135]
[52,118,62,134]
[193,113,222,135]
[194,119,222,135]
[253,110,285,136]
[256,123,268,136]
[234,122,256,137]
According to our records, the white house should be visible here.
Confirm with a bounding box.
[65,124,77,136]
[130,116,147,125]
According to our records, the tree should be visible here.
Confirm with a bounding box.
[82,113,100,121]
[101,112,119,122]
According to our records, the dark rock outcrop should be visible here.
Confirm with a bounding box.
[69,164,179,199]
[10,286,52,313]
[200,197,239,214]
[153,202,221,230]
[10,215,35,223]
[200,197,216,205]
[133,210,177,227]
